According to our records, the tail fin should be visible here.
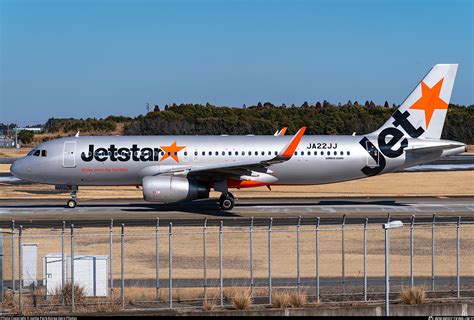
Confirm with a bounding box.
[372,64,458,139]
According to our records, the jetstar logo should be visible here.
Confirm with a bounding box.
[358,78,447,177]
[359,109,425,176]
[81,144,162,162]
[80,142,186,163]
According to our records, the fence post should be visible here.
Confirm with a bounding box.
[341,214,346,297]
[219,221,223,308]
[203,218,207,301]
[155,218,160,301]
[109,219,113,299]
[169,223,173,309]
[364,217,368,302]
[268,217,273,305]
[250,217,254,296]
[456,216,461,299]
[120,223,125,309]
[297,216,301,295]
[70,224,75,311]
[18,225,22,309]
[432,213,436,293]
[316,217,320,303]
[410,215,415,288]
[62,221,66,306]
[11,220,15,298]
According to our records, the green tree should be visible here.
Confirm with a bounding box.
[18,130,34,144]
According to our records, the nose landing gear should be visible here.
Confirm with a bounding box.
[219,192,235,211]
[66,186,78,208]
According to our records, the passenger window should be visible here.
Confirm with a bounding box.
[228,151,232,156]
[275,151,278,155]
[201,151,205,156]
[235,151,238,156]
[242,151,245,156]
[255,151,258,156]
[222,151,225,156]
[209,151,212,156]
[307,151,311,155]
[340,151,343,156]
[184,151,188,156]
[320,151,324,156]
[195,151,198,156]
[261,151,265,156]
[294,151,297,156]
[161,151,165,156]
[334,151,337,155]
[347,151,351,156]
[41,150,47,157]
[314,151,317,155]
[248,151,251,156]
[327,151,330,156]
[215,151,218,156]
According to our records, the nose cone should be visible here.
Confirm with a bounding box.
[10,158,28,180]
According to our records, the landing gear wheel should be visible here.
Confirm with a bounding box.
[219,193,235,211]
[67,199,77,208]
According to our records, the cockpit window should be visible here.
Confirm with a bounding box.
[27,149,36,156]
[33,150,41,157]
[41,150,47,157]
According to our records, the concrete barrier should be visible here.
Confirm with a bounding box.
[81,302,471,317]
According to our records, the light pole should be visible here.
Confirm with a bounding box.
[383,220,403,317]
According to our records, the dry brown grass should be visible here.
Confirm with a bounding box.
[1,290,16,309]
[95,297,122,312]
[51,282,86,306]
[289,290,308,308]
[230,288,252,310]
[203,299,217,311]
[400,286,425,305]
[272,291,292,309]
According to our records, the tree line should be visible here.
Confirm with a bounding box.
[44,102,474,143]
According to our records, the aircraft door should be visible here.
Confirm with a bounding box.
[365,140,380,168]
[63,142,77,168]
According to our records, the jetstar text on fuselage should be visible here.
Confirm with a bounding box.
[81,144,163,162]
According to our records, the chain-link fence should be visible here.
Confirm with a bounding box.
[1,215,473,312]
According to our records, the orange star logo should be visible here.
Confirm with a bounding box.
[160,141,185,163]
[410,78,448,127]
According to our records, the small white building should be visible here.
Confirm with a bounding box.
[43,254,108,296]
[22,244,38,287]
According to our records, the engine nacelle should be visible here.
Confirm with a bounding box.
[142,175,209,203]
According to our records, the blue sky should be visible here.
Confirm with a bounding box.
[1,0,472,125]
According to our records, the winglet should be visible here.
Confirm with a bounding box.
[279,127,306,157]
[273,127,288,136]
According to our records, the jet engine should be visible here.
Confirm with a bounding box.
[142,175,209,203]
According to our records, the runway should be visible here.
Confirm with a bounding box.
[0,196,472,228]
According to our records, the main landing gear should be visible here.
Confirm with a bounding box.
[219,192,235,211]
[66,186,78,208]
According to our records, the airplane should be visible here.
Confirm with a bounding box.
[10,64,467,210]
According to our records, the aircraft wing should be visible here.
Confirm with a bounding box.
[167,127,306,181]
